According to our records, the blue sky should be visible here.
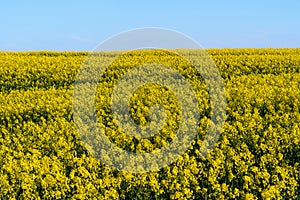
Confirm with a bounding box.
[1,0,299,51]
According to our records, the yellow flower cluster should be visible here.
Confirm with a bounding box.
[0,49,299,199]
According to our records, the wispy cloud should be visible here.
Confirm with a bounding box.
[68,35,97,44]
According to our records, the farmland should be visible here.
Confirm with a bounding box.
[0,49,299,199]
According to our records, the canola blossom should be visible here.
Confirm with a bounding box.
[0,49,299,199]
